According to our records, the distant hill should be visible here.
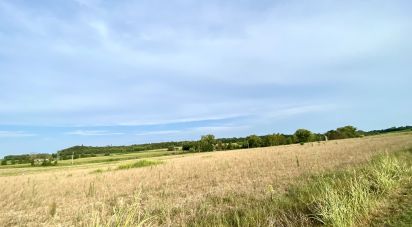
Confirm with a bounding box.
[56,141,185,159]
[362,126,412,135]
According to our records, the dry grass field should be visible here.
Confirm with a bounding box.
[1,132,412,226]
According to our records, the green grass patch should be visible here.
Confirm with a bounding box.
[386,202,412,226]
[90,168,105,174]
[117,160,163,170]
[187,149,412,227]
[58,149,181,166]
[369,183,412,226]
[368,149,412,226]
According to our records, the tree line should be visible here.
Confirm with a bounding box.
[56,141,185,160]
[1,125,410,165]
[182,126,359,152]
[1,153,57,166]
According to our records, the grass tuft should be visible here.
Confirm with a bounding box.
[90,192,154,227]
[49,201,57,217]
[90,168,104,174]
[279,153,410,227]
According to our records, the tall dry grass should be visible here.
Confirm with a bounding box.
[188,149,412,226]
[1,133,412,226]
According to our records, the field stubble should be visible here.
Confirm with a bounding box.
[1,133,412,226]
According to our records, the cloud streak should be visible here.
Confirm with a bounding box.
[66,130,124,136]
[0,131,36,138]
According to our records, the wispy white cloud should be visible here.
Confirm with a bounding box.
[135,130,182,136]
[66,130,124,136]
[261,104,337,119]
[191,125,249,133]
[0,131,36,138]
[118,114,248,127]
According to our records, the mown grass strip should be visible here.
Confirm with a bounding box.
[117,159,163,170]
[188,149,412,227]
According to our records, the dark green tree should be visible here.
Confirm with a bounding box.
[273,133,287,145]
[325,130,342,140]
[247,135,262,148]
[263,135,276,146]
[285,137,293,144]
[326,126,359,140]
[182,142,196,151]
[199,134,215,152]
[167,146,175,151]
[216,141,225,151]
[294,129,313,144]
[337,126,359,138]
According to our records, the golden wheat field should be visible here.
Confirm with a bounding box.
[1,132,412,226]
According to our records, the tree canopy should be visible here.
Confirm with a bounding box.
[199,134,215,152]
[294,129,313,143]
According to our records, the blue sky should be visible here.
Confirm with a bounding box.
[0,0,411,157]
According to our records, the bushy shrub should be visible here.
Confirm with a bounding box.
[294,129,313,144]
[199,135,215,152]
[167,146,175,151]
[246,135,262,148]
[182,142,197,151]
[326,126,360,140]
